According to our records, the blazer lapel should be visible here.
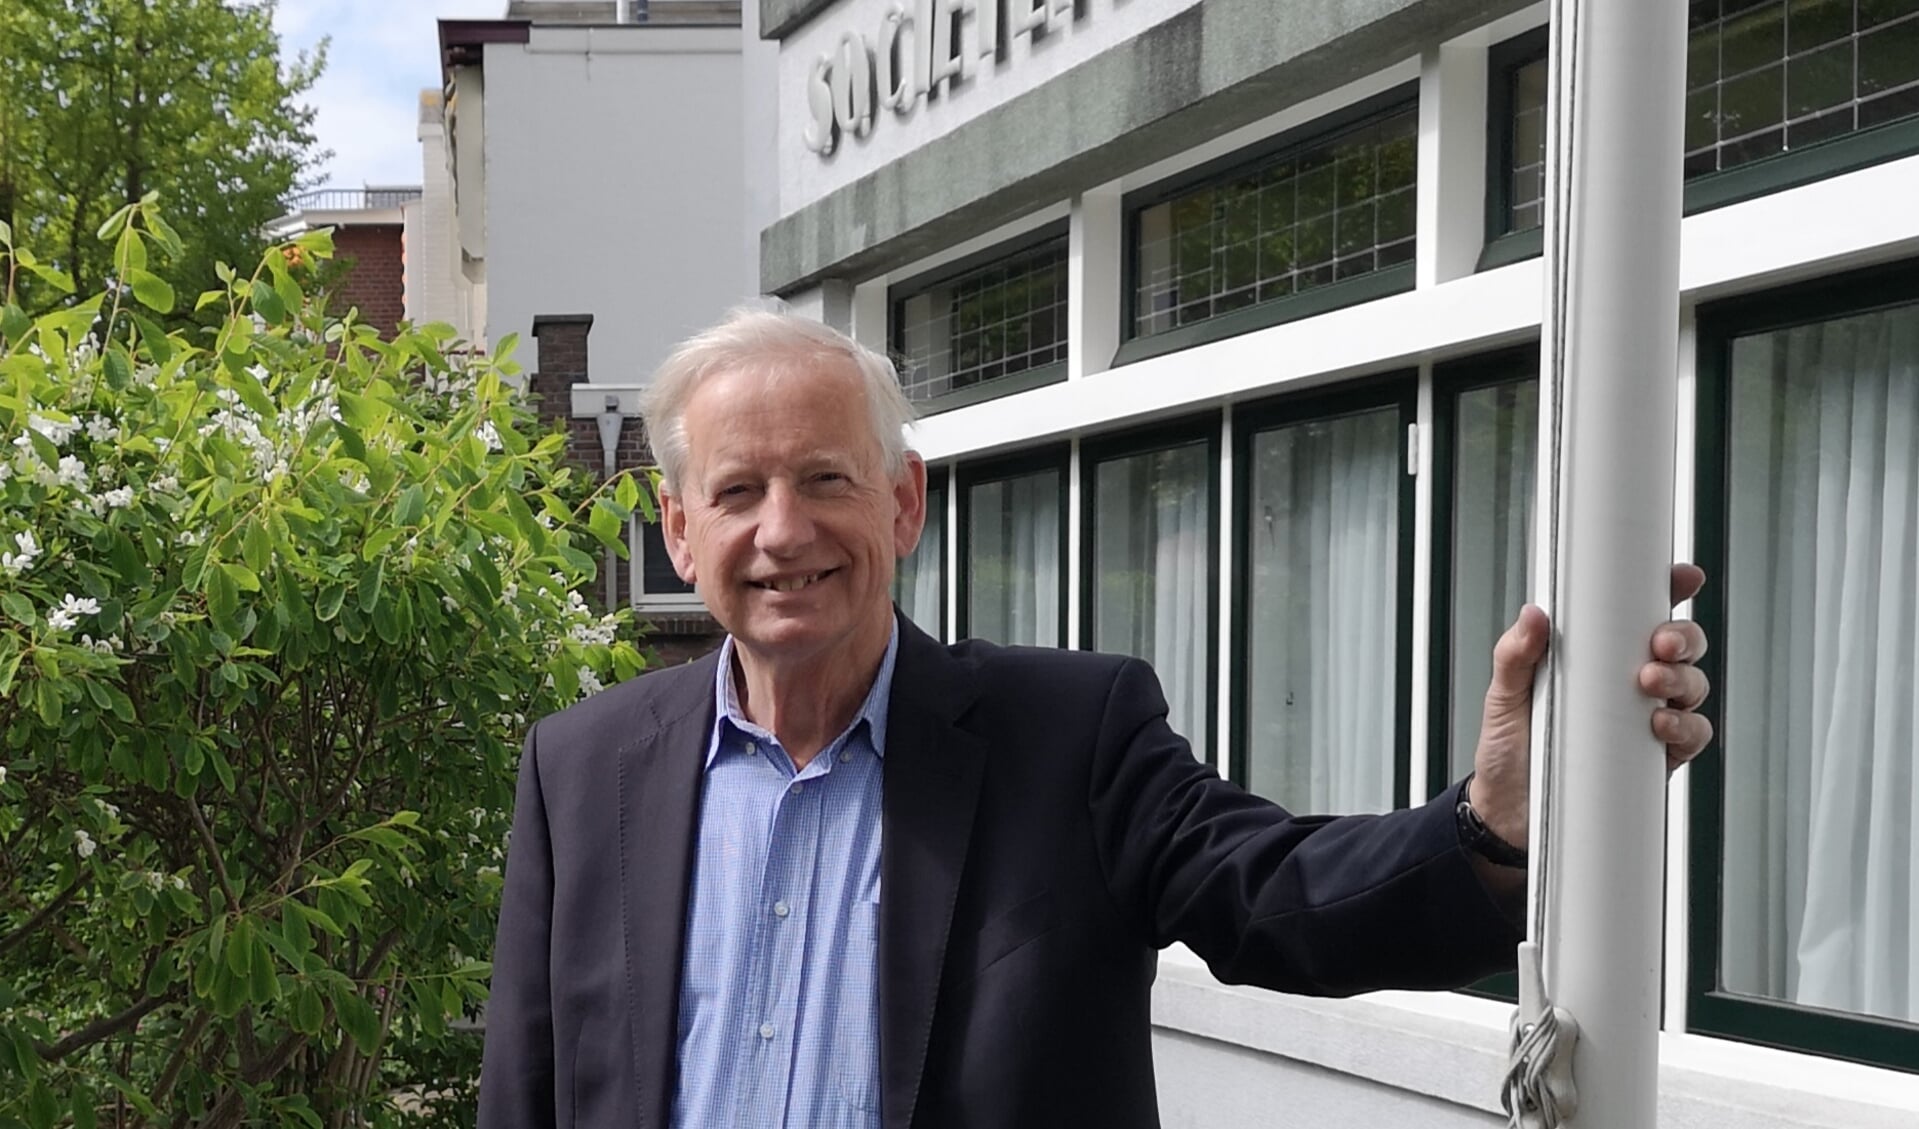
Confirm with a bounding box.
[880,618,985,1129]
[620,653,719,1129]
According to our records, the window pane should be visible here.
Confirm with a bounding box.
[895,236,1069,404]
[1243,407,1403,813]
[1502,2,1919,234]
[966,469,1062,647]
[1719,299,1919,1025]
[895,479,946,637]
[1092,442,1212,763]
[640,519,694,595]
[1448,380,1539,782]
[1133,103,1417,338]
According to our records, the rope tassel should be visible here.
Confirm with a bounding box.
[1504,941,1580,1128]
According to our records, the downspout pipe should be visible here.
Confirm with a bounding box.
[596,397,625,612]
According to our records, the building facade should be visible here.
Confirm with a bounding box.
[755,0,1919,1124]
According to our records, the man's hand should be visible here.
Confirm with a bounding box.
[1468,563,1714,849]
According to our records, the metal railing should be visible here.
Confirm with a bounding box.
[284,187,423,212]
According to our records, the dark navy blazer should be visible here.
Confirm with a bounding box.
[478,613,1520,1129]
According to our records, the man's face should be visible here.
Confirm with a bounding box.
[660,361,926,664]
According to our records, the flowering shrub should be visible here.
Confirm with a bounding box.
[0,201,646,1128]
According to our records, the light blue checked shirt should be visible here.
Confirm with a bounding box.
[669,626,895,1129]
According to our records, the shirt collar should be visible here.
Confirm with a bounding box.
[705,620,899,770]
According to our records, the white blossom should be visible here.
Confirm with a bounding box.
[578,665,605,697]
[54,455,90,490]
[152,473,179,493]
[476,421,503,452]
[84,416,119,444]
[47,593,101,632]
[2,531,42,576]
[169,875,187,891]
[103,486,134,509]
[442,595,459,612]
[28,413,80,446]
[0,765,7,786]
[80,634,117,655]
[72,829,97,859]
[501,582,518,602]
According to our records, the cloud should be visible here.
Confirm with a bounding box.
[274,1,509,188]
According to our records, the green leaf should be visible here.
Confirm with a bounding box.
[207,562,241,636]
[1,591,35,626]
[72,1086,98,1129]
[249,934,279,1002]
[294,984,325,1035]
[289,900,344,938]
[221,561,262,594]
[249,278,286,324]
[334,988,380,1056]
[127,268,175,313]
[27,1079,57,1129]
[358,556,384,613]
[243,521,272,573]
[25,262,75,294]
[410,980,448,1038]
[615,471,641,513]
[315,584,346,622]
[103,344,134,390]
[1,303,30,341]
[226,918,253,978]
[208,914,227,968]
[394,483,425,526]
[588,499,623,546]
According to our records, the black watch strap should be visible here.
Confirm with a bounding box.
[1455,772,1529,868]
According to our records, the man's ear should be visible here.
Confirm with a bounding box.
[660,487,698,585]
[892,452,929,559]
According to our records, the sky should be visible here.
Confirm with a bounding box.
[271,1,511,192]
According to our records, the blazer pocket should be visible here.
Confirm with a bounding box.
[969,890,1059,979]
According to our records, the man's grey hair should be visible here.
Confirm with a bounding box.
[638,307,918,495]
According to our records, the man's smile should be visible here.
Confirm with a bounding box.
[751,567,840,592]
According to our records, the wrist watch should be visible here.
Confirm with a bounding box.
[1456,772,1529,868]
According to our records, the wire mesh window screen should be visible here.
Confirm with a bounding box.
[893,236,1069,403]
[1132,104,1418,339]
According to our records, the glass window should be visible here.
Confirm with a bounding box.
[895,473,946,637]
[1240,398,1411,814]
[1443,374,1539,783]
[1716,296,1919,1027]
[631,515,699,606]
[964,464,1064,647]
[1088,435,1215,763]
[1132,102,1418,339]
[893,235,1069,405]
[1494,2,1919,238]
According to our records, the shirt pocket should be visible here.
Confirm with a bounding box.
[838,899,882,1111]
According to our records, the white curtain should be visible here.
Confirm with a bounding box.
[967,471,1061,647]
[1449,380,1538,781]
[896,484,945,637]
[1093,445,1211,762]
[1720,304,1919,1024]
[1246,409,1401,814]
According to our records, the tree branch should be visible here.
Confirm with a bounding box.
[186,795,240,908]
[36,990,174,1062]
[0,876,85,958]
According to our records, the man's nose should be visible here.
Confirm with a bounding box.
[755,481,816,555]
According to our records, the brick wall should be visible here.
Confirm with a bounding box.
[328,225,407,340]
[529,314,724,665]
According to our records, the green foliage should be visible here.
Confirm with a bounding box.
[0,203,648,1128]
[0,0,325,322]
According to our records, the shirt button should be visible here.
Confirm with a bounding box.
[839,750,852,763]
[759,1022,775,1040]
[773,900,790,918]
[744,741,757,756]
[789,781,803,795]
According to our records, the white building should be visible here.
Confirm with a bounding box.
[429,0,751,381]
[754,0,1919,1124]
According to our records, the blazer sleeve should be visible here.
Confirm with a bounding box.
[1087,657,1521,996]
[478,723,557,1129]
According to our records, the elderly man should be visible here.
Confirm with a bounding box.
[478,310,1711,1129]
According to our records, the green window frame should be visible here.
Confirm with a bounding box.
[1116,85,1420,368]
[1690,256,1919,1072]
[889,226,1070,416]
[956,447,1070,648]
[1230,375,1419,813]
[1080,415,1223,766]
[1483,4,1919,271]
[894,467,949,639]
